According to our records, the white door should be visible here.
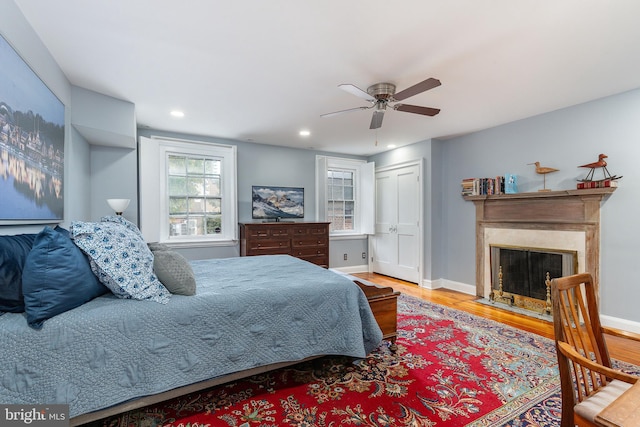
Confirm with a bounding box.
[372,162,421,283]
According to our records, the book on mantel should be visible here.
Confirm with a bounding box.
[461,175,513,196]
[576,178,618,190]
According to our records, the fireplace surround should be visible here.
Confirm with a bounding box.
[465,188,615,303]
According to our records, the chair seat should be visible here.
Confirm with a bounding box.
[574,379,633,421]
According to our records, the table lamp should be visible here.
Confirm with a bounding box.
[106,198,130,216]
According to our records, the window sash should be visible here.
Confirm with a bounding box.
[167,153,223,238]
[327,168,356,232]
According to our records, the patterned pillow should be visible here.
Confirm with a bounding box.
[70,217,170,304]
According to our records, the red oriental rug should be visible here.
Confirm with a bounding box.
[87,294,639,427]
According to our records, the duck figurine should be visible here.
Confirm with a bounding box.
[528,161,558,192]
[578,154,620,182]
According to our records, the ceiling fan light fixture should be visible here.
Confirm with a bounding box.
[375,101,387,111]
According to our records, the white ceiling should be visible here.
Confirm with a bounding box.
[14,0,640,156]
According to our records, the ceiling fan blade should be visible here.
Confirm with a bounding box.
[320,106,370,118]
[370,110,384,129]
[392,78,441,101]
[339,84,376,102]
[393,104,441,116]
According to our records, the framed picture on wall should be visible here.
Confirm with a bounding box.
[0,33,65,224]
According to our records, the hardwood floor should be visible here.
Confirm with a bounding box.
[353,272,640,366]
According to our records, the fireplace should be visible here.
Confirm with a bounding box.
[489,245,577,314]
[464,188,615,309]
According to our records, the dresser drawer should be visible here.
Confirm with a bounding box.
[296,253,329,267]
[292,236,328,248]
[245,226,290,238]
[248,238,290,253]
[291,225,328,236]
[292,247,327,258]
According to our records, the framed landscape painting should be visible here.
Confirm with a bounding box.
[0,34,65,223]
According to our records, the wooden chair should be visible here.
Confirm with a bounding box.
[551,273,639,427]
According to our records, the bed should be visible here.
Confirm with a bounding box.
[0,220,383,425]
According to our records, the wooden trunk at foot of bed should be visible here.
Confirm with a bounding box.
[354,280,400,345]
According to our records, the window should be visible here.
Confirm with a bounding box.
[327,168,355,232]
[167,154,222,237]
[139,136,237,246]
[316,156,374,236]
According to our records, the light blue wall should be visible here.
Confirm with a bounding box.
[137,129,369,264]
[90,145,138,223]
[440,89,640,322]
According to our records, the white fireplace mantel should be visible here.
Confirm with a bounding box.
[464,188,616,298]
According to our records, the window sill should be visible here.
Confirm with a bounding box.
[330,234,368,241]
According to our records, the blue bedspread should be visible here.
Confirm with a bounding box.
[0,255,382,418]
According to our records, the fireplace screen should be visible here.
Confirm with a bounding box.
[490,245,577,314]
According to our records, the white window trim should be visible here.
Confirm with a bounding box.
[316,155,374,237]
[139,136,237,245]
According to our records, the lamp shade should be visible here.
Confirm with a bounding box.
[106,198,130,215]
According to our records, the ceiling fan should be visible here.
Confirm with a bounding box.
[321,77,441,129]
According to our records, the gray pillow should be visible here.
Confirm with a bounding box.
[147,242,170,252]
[152,250,196,296]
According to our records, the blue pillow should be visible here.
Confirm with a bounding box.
[0,233,37,314]
[71,217,170,304]
[22,226,109,329]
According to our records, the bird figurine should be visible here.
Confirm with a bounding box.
[578,154,619,182]
[528,161,559,192]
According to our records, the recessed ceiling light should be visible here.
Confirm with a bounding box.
[387,144,397,149]
[170,110,184,118]
[299,130,311,137]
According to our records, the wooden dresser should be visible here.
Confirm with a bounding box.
[239,222,330,268]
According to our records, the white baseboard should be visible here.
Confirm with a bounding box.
[600,314,640,335]
[430,278,477,295]
[330,265,369,275]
